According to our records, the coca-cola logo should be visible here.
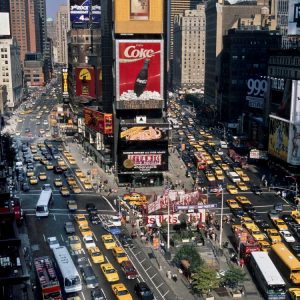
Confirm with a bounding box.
[124,46,155,59]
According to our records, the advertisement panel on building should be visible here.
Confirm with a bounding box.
[146,212,204,226]
[268,116,289,162]
[120,150,167,172]
[120,126,168,141]
[288,123,300,165]
[70,0,101,24]
[114,0,163,34]
[246,77,267,109]
[116,40,163,102]
[75,67,96,98]
[62,68,69,97]
[0,13,10,36]
[83,107,113,134]
[91,0,101,23]
[290,80,300,123]
[288,0,300,35]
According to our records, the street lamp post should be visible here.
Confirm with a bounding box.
[219,186,224,248]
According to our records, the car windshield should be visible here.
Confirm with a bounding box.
[65,276,80,287]
[92,252,101,256]
[105,239,114,243]
[117,290,129,296]
[117,253,127,257]
[106,268,116,274]
[141,289,152,296]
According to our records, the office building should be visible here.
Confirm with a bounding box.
[56,5,69,65]
[34,0,47,54]
[0,0,10,13]
[274,0,289,48]
[173,4,205,90]
[23,53,45,87]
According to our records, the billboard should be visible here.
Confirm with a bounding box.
[288,123,300,165]
[246,77,267,109]
[83,107,113,134]
[146,212,204,226]
[0,13,10,36]
[268,116,289,161]
[288,0,300,35]
[116,40,163,103]
[62,68,69,97]
[114,0,163,34]
[70,0,101,24]
[120,150,167,172]
[75,67,96,98]
[120,126,168,141]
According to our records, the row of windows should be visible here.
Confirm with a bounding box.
[0,49,7,52]
[269,67,298,78]
[270,56,300,66]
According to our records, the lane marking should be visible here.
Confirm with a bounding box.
[102,195,116,212]
[43,234,46,242]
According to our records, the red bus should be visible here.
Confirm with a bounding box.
[34,256,62,300]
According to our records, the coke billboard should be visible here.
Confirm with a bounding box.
[116,40,163,102]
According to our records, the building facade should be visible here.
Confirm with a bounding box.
[0,0,10,13]
[34,0,47,54]
[0,85,8,113]
[56,5,70,65]
[173,4,205,90]
[23,53,45,87]
[0,38,23,109]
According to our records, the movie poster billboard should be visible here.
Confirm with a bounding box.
[120,150,167,172]
[84,107,113,134]
[288,123,300,165]
[268,116,289,162]
[246,77,267,109]
[70,0,101,24]
[116,40,163,102]
[120,126,168,141]
[130,0,149,20]
[75,67,96,98]
[288,0,300,35]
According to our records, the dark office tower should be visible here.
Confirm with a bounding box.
[0,0,10,12]
[34,0,47,54]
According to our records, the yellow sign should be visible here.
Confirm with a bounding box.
[79,68,91,80]
[268,117,289,162]
[62,71,68,93]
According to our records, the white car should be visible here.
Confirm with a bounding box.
[83,236,96,249]
[279,230,296,243]
[47,237,60,249]
[110,215,121,227]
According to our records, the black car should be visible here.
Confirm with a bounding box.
[80,266,99,289]
[242,203,256,214]
[91,288,106,300]
[251,185,263,195]
[119,234,134,248]
[86,203,96,212]
[290,243,300,258]
[258,220,270,230]
[54,166,63,174]
[281,214,294,223]
[89,211,101,225]
[231,208,244,219]
[134,282,154,300]
[248,211,264,223]
[22,182,30,192]
[74,254,89,268]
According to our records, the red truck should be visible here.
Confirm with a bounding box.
[0,194,23,225]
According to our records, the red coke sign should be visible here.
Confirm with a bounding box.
[116,40,163,101]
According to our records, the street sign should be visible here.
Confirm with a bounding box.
[176,204,217,210]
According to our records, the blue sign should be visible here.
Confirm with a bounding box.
[70,0,101,24]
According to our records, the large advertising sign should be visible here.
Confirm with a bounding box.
[268,116,289,162]
[116,40,163,102]
[0,13,10,36]
[62,68,69,97]
[290,80,300,123]
[288,0,300,35]
[246,77,267,109]
[114,0,163,34]
[84,107,113,134]
[288,123,300,165]
[75,67,96,98]
[70,0,101,24]
[120,150,167,172]
[146,212,204,226]
[120,126,168,141]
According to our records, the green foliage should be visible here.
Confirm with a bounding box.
[173,245,203,273]
[223,266,246,289]
[191,264,220,295]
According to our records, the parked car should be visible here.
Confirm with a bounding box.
[119,234,134,248]
[134,282,154,300]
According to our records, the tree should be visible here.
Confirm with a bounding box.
[192,264,220,295]
[223,266,246,290]
[178,212,189,230]
[173,245,203,273]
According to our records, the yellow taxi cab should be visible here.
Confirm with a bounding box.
[198,140,205,146]
[26,169,35,177]
[231,224,242,232]
[212,154,222,161]
[101,263,119,282]
[206,134,213,139]
[69,158,77,165]
[54,177,63,187]
[68,235,82,251]
[75,169,84,178]
[237,182,249,191]
[273,218,288,231]
[31,148,37,154]
[111,283,133,300]
[291,211,300,224]
[71,185,81,194]
[83,180,93,190]
[46,163,54,170]
[235,196,251,205]
[29,176,38,184]
[227,185,238,194]
[258,240,271,252]
[206,173,216,182]
[220,163,229,171]
[205,156,214,165]
[216,173,225,181]
[17,118,23,123]
[241,216,255,225]
[74,214,88,227]
[240,173,250,182]
[79,225,93,237]
[112,247,129,264]
[88,247,105,264]
[57,159,66,167]
[123,192,147,203]
[101,234,116,250]
[60,186,70,196]
[67,177,77,186]
[266,228,282,244]
[38,172,47,181]
[243,222,257,231]
[247,225,265,241]
[79,175,88,183]
[33,155,42,161]
[234,167,244,176]
[41,159,49,165]
[288,288,300,300]
[226,199,240,209]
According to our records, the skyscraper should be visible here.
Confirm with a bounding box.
[0,0,10,13]
[34,0,47,54]
[56,5,69,64]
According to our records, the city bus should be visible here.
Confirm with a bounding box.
[36,184,53,217]
[270,243,300,284]
[52,246,82,293]
[249,251,286,299]
[34,256,62,300]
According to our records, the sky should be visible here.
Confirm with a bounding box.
[46,0,67,19]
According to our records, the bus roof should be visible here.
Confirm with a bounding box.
[36,189,52,207]
[251,251,285,286]
[272,243,300,270]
